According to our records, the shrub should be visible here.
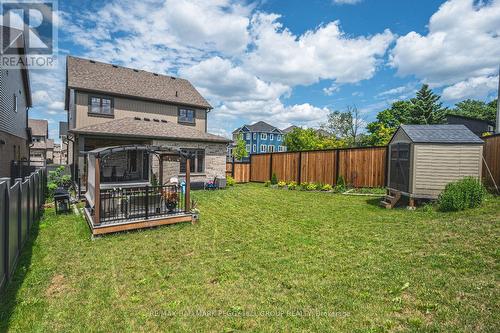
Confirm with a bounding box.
[288,181,297,190]
[438,177,486,212]
[226,176,236,186]
[321,184,333,191]
[264,180,271,187]
[271,173,278,185]
[335,175,346,193]
[306,183,317,191]
[277,181,287,188]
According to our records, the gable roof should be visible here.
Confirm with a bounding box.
[233,121,282,134]
[69,117,230,143]
[65,56,211,110]
[282,125,299,134]
[28,119,48,137]
[1,25,32,107]
[399,125,483,144]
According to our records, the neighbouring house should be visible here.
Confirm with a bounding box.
[28,119,50,167]
[445,114,495,137]
[384,125,483,207]
[281,125,299,135]
[65,56,230,189]
[0,26,33,178]
[53,142,68,165]
[231,121,286,157]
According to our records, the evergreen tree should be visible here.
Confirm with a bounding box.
[410,84,447,124]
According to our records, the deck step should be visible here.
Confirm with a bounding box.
[382,190,402,209]
[380,200,391,208]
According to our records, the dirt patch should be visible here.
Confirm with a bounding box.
[45,274,70,298]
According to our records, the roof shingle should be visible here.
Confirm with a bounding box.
[70,117,230,143]
[66,56,211,109]
[400,125,483,144]
[28,119,48,137]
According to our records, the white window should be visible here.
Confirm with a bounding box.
[246,144,250,152]
[252,144,256,152]
[13,94,18,113]
[270,134,274,140]
[260,144,267,152]
[277,146,282,152]
[253,133,257,140]
[268,145,274,152]
[246,133,251,140]
[277,135,281,141]
[261,133,267,140]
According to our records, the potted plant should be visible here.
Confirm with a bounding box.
[163,191,179,212]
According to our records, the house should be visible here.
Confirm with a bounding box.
[231,121,286,156]
[282,125,299,134]
[53,142,68,165]
[0,26,32,177]
[28,119,50,167]
[384,124,483,207]
[446,114,495,137]
[64,56,230,188]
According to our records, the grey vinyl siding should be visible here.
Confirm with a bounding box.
[0,64,28,139]
[412,144,483,197]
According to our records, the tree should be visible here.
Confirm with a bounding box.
[232,134,248,160]
[449,99,496,122]
[409,84,447,124]
[365,101,413,145]
[283,127,346,151]
[321,105,364,145]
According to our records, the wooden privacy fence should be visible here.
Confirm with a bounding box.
[226,161,251,183]
[483,134,500,190]
[246,146,388,187]
[0,168,46,294]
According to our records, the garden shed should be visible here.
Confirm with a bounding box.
[386,125,483,205]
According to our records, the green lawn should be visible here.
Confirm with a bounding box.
[1,184,499,332]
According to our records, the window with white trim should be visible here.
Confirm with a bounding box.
[260,145,267,152]
[268,145,274,152]
[246,133,251,140]
[246,144,250,152]
[261,133,267,140]
[252,144,256,152]
[253,133,257,140]
[277,135,281,141]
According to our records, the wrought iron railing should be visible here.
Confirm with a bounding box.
[98,185,186,224]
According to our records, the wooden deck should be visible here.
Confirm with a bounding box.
[83,208,194,235]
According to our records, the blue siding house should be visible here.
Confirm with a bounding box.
[230,121,286,157]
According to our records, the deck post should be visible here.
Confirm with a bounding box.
[185,157,191,212]
[94,157,101,225]
[159,155,164,185]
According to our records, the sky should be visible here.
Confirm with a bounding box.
[6,0,500,141]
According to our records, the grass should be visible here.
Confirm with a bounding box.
[1,183,499,332]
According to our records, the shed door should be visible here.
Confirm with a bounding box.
[389,143,410,192]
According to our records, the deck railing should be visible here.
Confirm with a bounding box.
[98,185,186,224]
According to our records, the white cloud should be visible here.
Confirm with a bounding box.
[333,0,362,4]
[323,83,339,96]
[390,0,500,87]
[246,13,394,86]
[442,75,499,101]
[179,56,290,102]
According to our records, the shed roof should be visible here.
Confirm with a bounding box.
[399,125,483,144]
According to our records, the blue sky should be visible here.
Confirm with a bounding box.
[12,0,500,141]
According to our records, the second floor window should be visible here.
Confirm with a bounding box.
[246,133,251,140]
[253,133,257,140]
[89,96,113,115]
[269,134,274,140]
[178,108,196,124]
[261,133,267,140]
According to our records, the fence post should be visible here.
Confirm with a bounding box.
[16,179,22,252]
[231,156,235,178]
[145,185,149,220]
[269,154,273,181]
[297,152,302,184]
[4,184,10,282]
[335,149,340,185]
